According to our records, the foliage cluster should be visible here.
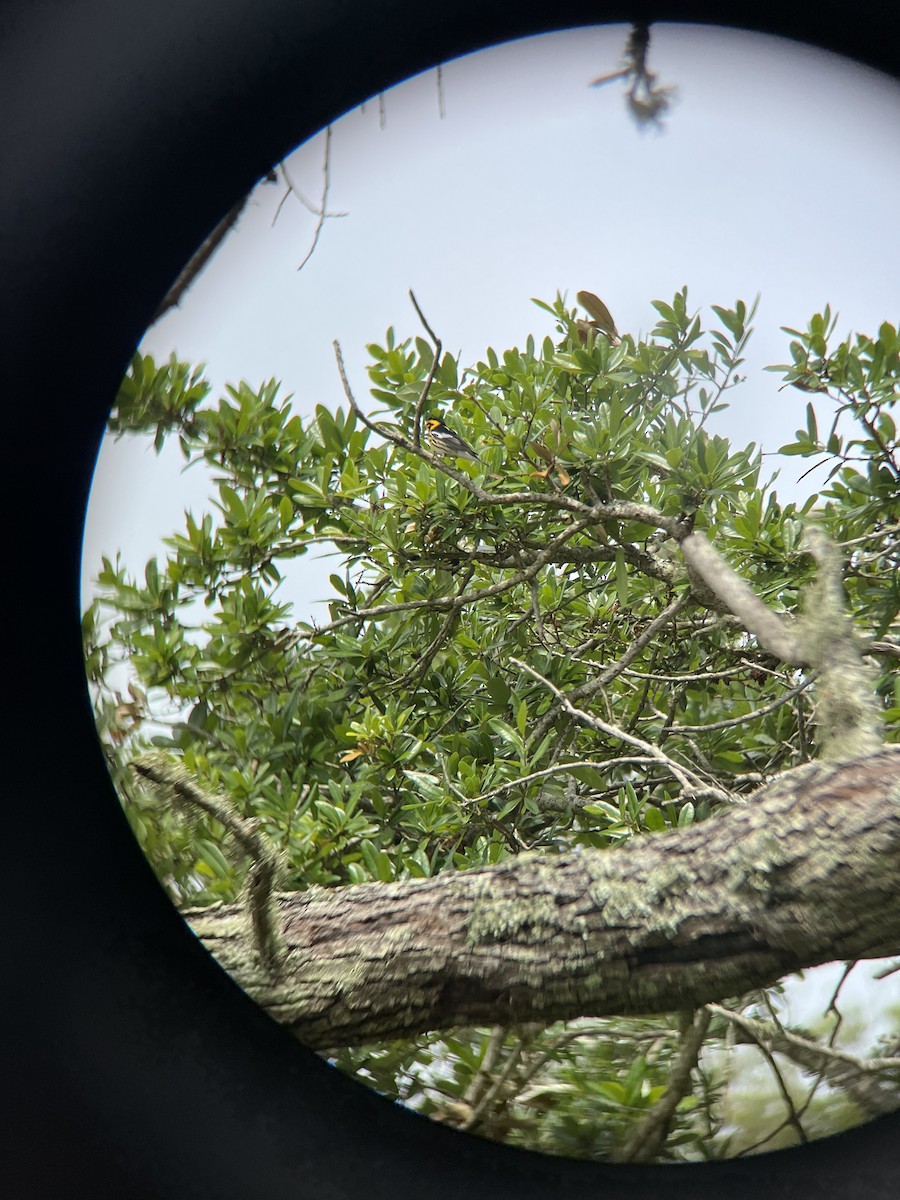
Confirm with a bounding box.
[83,292,899,1159]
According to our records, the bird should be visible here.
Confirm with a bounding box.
[423,416,480,462]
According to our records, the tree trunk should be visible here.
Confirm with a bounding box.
[187,748,900,1049]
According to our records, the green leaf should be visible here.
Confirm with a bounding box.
[485,676,511,710]
[643,806,667,832]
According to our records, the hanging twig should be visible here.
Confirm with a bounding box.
[273,157,347,226]
[436,64,446,119]
[590,23,677,129]
[297,125,339,272]
[132,752,286,974]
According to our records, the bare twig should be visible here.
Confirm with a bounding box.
[824,960,856,1046]
[660,676,812,736]
[436,64,446,119]
[510,658,729,801]
[614,1008,713,1162]
[579,593,690,695]
[273,157,348,225]
[471,757,659,806]
[740,1022,808,1147]
[531,593,690,744]
[708,1004,900,1075]
[408,289,442,448]
[297,125,337,272]
[708,1002,900,1119]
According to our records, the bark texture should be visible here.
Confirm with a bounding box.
[186,748,900,1049]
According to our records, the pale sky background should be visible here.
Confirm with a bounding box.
[80,20,899,1103]
[82,20,900,620]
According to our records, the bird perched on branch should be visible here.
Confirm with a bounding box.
[424,417,480,462]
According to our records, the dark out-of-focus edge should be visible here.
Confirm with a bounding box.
[1,1,897,1197]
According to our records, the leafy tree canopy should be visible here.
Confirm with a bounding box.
[83,291,899,1160]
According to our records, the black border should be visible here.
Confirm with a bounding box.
[3,2,898,1197]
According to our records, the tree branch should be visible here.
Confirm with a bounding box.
[182,747,900,1049]
[707,1004,900,1118]
[681,529,883,760]
[614,1007,712,1162]
[681,532,804,662]
[511,656,730,802]
[332,338,689,544]
[151,194,250,323]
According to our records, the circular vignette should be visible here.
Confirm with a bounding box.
[3,2,898,1199]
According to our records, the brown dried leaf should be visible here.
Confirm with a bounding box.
[577,290,619,340]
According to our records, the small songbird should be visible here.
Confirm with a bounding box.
[424,416,480,462]
[576,290,620,344]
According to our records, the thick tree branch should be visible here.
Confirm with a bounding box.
[184,747,900,1049]
[682,529,883,760]
[681,532,805,662]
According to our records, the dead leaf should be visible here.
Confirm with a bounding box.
[576,290,620,342]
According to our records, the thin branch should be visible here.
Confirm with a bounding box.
[436,64,446,118]
[742,1027,808,1147]
[660,676,813,736]
[296,507,642,646]
[580,593,690,696]
[824,960,856,1047]
[709,1001,900,1121]
[408,289,442,448]
[461,1025,507,1111]
[622,664,747,683]
[530,593,690,745]
[297,125,337,272]
[614,1008,713,1162]
[151,193,250,322]
[393,566,475,688]
[510,658,725,799]
[273,159,346,222]
[333,337,689,538]
[461,1029,527,1132]
[471,757,659,806]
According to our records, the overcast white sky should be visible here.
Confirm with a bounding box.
[81,21,900,617]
